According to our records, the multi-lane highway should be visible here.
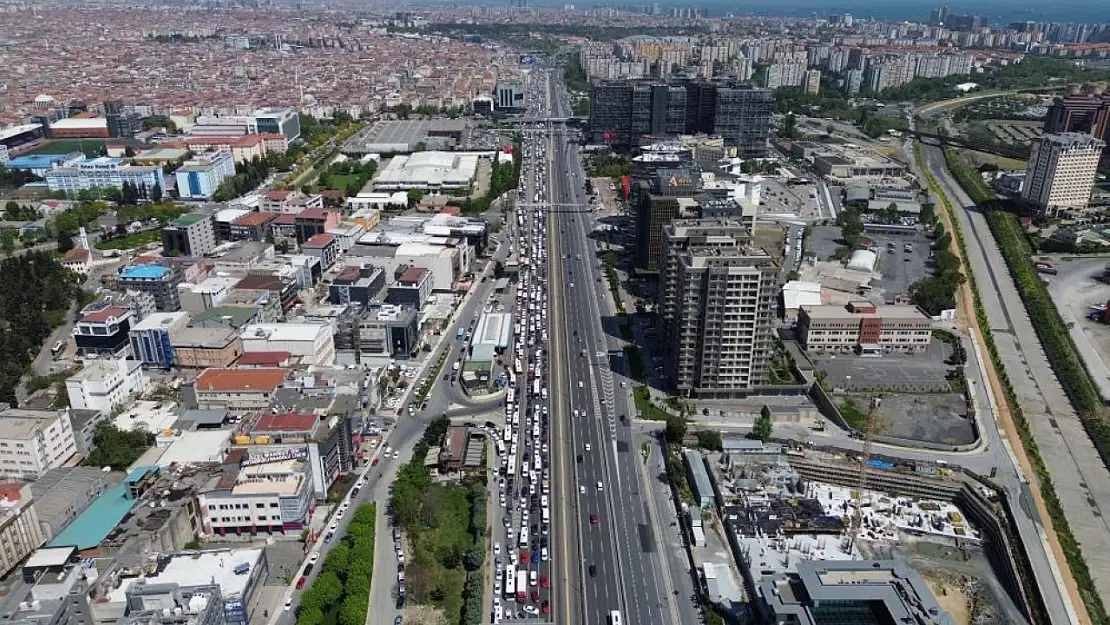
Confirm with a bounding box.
[539,68,681,625]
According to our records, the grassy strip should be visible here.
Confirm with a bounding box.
[918,141,1105,625]
[633,385,671,421]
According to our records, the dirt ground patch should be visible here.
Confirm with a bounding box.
[404,604,447,625]
[926,578,973,625]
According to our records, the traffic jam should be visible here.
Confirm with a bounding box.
[491,107,553,622]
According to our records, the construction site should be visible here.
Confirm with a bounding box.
[686,435,1036,625]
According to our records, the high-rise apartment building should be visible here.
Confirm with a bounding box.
[1021,132,1105,217]
[588,80,772,156]
[658,219,778,398]
[1043,94,1110,143]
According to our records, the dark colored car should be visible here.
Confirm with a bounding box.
[589,514,599,525]
[589,565,597,577]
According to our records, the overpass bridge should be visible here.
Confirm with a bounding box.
[910,129,1029,160]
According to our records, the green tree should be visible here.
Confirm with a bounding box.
[407,188,425,208]
[840,210,863,247]
[1,230,16,256]
[752,413,773,442]
[664,414,687,444]
[695,430,723,451]
[4,201,20,220]
[84,423,156,469]
[151,182,163,203]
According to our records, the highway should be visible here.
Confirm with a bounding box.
[543,69,681,625]
[909,117,1087,624]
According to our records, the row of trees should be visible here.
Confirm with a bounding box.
[213,156,273,201]
[910,222,964,315]
[295,503,376,625]
[0,251,82,404]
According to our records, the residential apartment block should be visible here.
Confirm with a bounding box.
[0,406,77,481]
[658,219,778,398]
[173,151,236,199]
[1021,132,1105,217]
[796,301,932,355]
[193,368,289,411]
[64,358,148,413]
[0,483,45,578]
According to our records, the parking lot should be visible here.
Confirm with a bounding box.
[806,225,934,301]
[813,341,953,393]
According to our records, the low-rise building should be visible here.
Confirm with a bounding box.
[199,455,313,536]
[0,406,77,481]
[329,264,385,306]
[357,305,419,357]
[117,264,182,312]
[192,368,289,411]
[28,466,110,540]
[65,358,148,413]
[240,323,335,366]
[797,301,932,355]
[259,189,323,214]
[171,327,244,368]
[302,233,339,270]
[230,211,276,241]
[0,483,46,578]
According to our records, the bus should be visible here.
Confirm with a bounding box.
[504,565,517,598]
[608,611,623,625]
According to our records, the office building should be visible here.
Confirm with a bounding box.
[44,156,165,197]
[387,265,433,309]
[330,264,386,306]
[74,304,135,358]
[174,151,236,199]
[104,100,144,139]
[117,265,182,312]
[358,304,420,357]
[797,302,932,355]
[658,219,777,398]
[762,559,954,625]
[253,108,301,140]
[129,311,190,368]
[162,213,217,257]
[199,454,313,535]
[171,327,244,368]
[190,108,300,141]
[0,406,77,481]
[64,358,148,413]
[1044,94,1110,143]
[302,233,339,270]
[1021,132,1105,217]
[495,79,525,111]
[0,484,45,578]
[589,80,772,156]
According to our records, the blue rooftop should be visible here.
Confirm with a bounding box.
[7,153,74,170]
[120,265,169,280]
[49,466,158,551]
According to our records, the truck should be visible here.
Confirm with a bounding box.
[516,570,529,600]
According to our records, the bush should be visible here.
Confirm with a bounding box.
[695,430,723,451]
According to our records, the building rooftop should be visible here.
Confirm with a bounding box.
[171,213,211,227]
[48,466,158,550]
[800,303,929,322]
[108,548,264,603]
[194,368,288,393]
[130,311,190,331]
[303,233,335,248]
[120,265,170,280]
[190,306,257,328]
[171,327,238,349]
[252,412,318,434]
[242,323,327,343]
[0,407,63,440]
[237,351,292,366]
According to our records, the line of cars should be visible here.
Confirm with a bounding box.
[489,92,555,624]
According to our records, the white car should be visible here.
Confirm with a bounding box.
[309,553,320,564]
[283,598,294,611]
[393,450,400,460]
[541,548,549,562]
[494,542,501,555]
[329,522,339,532]
[584,443,591,452]
[597,481,603,491]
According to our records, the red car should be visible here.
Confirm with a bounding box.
[521,551,530,564]
[296,576,307,589]
[539,573,549,588]
[589,514,599,525]
[530,591,541,604]
[372,457,380,467]
[542,601,551,615]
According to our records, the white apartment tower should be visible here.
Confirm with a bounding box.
[1022,132,1105,217]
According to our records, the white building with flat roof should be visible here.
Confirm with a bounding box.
[1022,132,1105,217]
[198,457,314,535]
[240,323,335,366]
[65,358,148,414]
[0,407,77,481]
[372,151,481,192]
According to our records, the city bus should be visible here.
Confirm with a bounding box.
[516,570,529,600]
[504,564,517,598]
